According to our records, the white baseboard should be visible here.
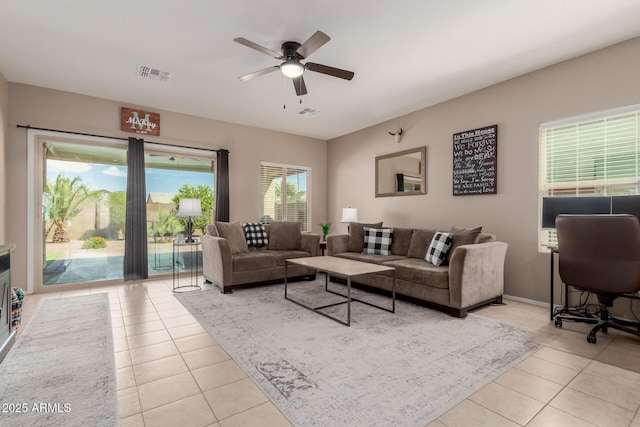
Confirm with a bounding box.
[503,294,551,308]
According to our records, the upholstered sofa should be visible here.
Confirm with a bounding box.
[201,221,321,293]
[327,223,508,317]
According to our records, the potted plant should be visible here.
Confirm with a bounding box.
[319,222,331,241]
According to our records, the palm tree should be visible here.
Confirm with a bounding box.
[151,212,184,242]
[45,174,100,243]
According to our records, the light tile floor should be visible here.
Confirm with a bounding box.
[17,278,640,427]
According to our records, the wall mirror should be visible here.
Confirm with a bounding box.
[375,146,426,197]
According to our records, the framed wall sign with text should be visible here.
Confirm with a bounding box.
[452,124,497,196]
[121,107,160,136]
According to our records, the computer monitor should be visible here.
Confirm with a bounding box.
[611,195,640,220]
[541,196,612,229]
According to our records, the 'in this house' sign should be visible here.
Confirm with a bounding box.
[121,107,160,136]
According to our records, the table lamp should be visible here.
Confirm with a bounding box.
[177,198,202,243]
[341,207,358,233]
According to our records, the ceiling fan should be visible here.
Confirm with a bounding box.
[234,31,354,96]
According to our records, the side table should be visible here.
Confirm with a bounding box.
[319,241,327,256]
[172,240,202,292]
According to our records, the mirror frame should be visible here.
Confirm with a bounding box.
[375,146,427,198]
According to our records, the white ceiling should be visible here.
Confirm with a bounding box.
[2,1,640,140]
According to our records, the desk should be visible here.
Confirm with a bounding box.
[549,246,559,320]
[172,240,201,292]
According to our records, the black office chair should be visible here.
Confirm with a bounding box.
[554,214,640,344]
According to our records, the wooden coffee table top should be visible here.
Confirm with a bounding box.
[286,256,394,277]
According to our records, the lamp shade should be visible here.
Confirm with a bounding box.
[177,198,202,218]
[341,207,359,223]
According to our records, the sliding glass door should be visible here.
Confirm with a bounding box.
[40,138,215,287]
[43,141,127,285]
[145,152,215,277]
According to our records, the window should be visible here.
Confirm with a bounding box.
[260,162,310,231]
[539,104,640,248]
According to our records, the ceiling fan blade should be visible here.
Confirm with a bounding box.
[305,62,354,80]
[234,37,283,60]
[292,75,307,96]
[238,66,280,82]
[296,31,330,59]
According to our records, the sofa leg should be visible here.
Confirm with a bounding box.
[203,278,212,284]
[491,296,506,305]
[450,308,468,318]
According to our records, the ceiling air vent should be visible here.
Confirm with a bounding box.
[136,65,171,82]
[297,107,321,117]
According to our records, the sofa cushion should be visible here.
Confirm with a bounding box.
[334,252,406,265]
[478,233,496,243]
[363,227,393,255]
[205,224,218,237]
[268,221,302,250]
[215,222,249,254]
[425,232,454,266]
[232,251,276,272]
[266,250,311,266]
[390,227,413,256]
[382,258,450,290]
[348,222,383,253]
[242,222,268,247]
[406,229,437,259]
[446,226,483,263]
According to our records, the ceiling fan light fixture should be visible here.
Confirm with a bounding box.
[281,60,304,78]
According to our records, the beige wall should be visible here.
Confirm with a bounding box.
[6,84,327,290]
[0,72,8,244]
[327,37,640,304]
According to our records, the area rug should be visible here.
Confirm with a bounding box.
[0,293,117,427]
[176,280,539,427]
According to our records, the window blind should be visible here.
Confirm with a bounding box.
[259,162,310,231]
[539,106,640,247]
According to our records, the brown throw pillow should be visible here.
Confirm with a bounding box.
[390,227,414,256]
[268,221,302,250]
[215,222,249,254]
[406,229,437,259]
[347,222,383,253]
[205,224,219,237]
[446,226,483,263]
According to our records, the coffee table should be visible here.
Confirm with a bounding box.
[284,256,396,326]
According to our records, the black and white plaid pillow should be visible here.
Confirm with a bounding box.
[242,222,268,247]
[363,227,393,255]
[425,232,454,266]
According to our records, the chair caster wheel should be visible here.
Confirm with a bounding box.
[587,333,597,344]
[554,318,562,328]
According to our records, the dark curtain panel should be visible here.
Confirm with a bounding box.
[215,149,230,222]
[124,137,149,280]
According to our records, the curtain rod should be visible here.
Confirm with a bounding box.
[16,124,225,154]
